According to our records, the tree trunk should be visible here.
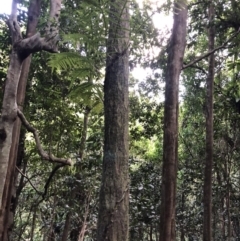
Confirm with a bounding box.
[0,0,64,239]
[180,192,185,241]
[2,1,42,239]
[203,1,214,241]
[159,1,187,241]
[61,107,90,241]
[30,207,37,241]
[79,107,91,160]
[0,46,23,241]
[61,212,71,241]
[96,0,130,240]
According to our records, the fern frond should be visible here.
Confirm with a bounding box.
[48,52,90,71]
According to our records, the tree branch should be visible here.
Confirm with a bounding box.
[16,166,42,196]
[17,32,59,58]
[42,164,65,199]
[17,109,71,165]
[9,0,61,58]
[182,28,240,70]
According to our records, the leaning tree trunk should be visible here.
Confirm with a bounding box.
[159,1,188,241]
[0,0,71,240]
[203,1,215,240]
[96,0,130,240]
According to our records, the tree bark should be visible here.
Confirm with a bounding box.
[1,1,42,239]
[159,1,187,241]
[203,1,215,241]
[0,0,65,239]
[96,0,130,240]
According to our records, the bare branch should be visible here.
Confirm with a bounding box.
[42,164,65,199]
[17,109,71,165]
[16,166,42,196]
[182,28,240,70]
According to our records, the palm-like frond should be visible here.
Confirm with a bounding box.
[69,81,103,113]
[48,52,91,71]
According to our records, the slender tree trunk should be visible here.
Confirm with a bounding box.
[226,158,231,241]
[30,207,37,241]
[79,107,91,160]
[47,230,56,241]
[203,1,214,241]
[61,107,90,241]
[180,192,185,241]
[61,212,71,241]
[150,225,153,241]
[216,165,225,239]
[159,1,187,241]
[96,0,130,240]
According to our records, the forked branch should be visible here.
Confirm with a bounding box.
[17,109,71,165]
[8,0,61,56]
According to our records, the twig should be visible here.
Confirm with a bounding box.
[182,28,240,70]
[17,109,71,165]
[16,166,43,196]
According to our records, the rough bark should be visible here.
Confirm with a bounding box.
[159,1,187,241]
[203,1,214,241]
[0,0,69,239]
[96,0,130,240]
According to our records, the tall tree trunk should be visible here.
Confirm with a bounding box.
[159,1,187,241]
[2,1,42,239]
[203,1,214,241]
[96,0,130,240]
[0,0,65,239]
